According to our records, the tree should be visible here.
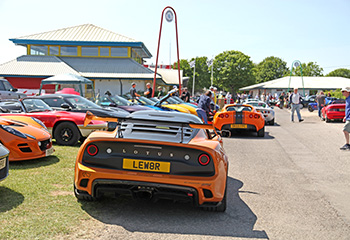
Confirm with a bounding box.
[255,56,289,83]
[213,50,256,93]
[291,62,323,76]
[174,57,211,94]
[326,68,350,79]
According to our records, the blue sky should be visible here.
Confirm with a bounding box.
[0,0,349,74]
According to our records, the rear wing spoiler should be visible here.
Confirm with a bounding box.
[84,111,214,130]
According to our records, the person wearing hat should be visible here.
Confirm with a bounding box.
[144,83,153,98]
[288,87,304,122]
[130,82,140,103]
[340,87,350,150]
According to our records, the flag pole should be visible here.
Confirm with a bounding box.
[211,64,213,86]
[192,59,196,97]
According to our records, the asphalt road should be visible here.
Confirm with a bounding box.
[72,107,350,240]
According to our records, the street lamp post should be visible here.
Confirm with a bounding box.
[152,6,182,97]
[288,60,305,96]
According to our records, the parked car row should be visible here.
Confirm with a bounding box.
[2,88,280,212]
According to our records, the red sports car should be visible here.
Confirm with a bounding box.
[321,103,345,122]
[0,98,107,146]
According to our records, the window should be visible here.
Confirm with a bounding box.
[30,45,48,55]
[81,47,98,56]
[42,98,65,108]
[100,47,109,56]
[111,47,128,57]
[49,46,59,55]
[0,81,4,90]
[3,81,13,91]
[60,46,77,56]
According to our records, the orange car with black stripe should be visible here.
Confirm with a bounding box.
[74,111,229,212]
[213,103,265,137]
[0,116,54,161]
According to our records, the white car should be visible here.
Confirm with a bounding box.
[244,100,275,125]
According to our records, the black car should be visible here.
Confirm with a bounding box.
[0,143,9,182]
[97,92,154,113]
[301,95,316,107]
[36,94,129,118]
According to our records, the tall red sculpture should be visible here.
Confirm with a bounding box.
[152,6,182,97]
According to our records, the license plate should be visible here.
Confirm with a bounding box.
[46,147,54,156]
[123,158,170,173]
[231,124,247,129]
[0,157,6,170]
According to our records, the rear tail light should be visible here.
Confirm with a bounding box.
[198,153,210,166]
[225,114,229,118]
[254,114,259,118]
[219,114,224,118]
[87,144,98,156]
[249,114,253,118]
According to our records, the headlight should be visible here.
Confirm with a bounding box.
[31,117,48,132]
[0,125,27,139]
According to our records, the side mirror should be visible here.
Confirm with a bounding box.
[109,103,118,107]
[10,88,18,92]
[107,122,118,131]
[60,103,71,109]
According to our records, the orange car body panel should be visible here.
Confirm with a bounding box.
[213,103,265,132]
[0,116,54,161]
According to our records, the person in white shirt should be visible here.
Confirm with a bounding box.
[289,87,304,122]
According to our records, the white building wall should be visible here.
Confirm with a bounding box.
[94,80,149,96]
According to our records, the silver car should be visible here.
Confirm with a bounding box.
[244,100,275,125]
[0,78,26,100]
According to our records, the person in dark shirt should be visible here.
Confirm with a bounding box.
[181,87,191,102]
[157,86,164,98]
[130,82,140,103]
[144,83,153,98]
[196,90,212,124]
[315,91,326,118]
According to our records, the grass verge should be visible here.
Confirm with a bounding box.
[0,144,92,240]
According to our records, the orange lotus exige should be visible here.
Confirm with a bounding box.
[0,116,54,161]
[213,103,265,137]
[74,111,229,212]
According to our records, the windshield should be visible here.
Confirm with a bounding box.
[111,96,132,106]
[22,99,52,112]
[172,96,185,103]
[66,96,101,109]
[138,96,156,105]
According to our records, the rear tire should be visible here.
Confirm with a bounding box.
[325,114,330,123]
[74,184,96,201]
[257,126,265,137]
[203,178,227,212]
[269,119,275,125]
[54,122,80,146]
[308,105,313,112]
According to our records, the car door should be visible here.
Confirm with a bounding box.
[0,81,9,99]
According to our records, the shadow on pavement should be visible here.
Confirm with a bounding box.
[79,177,268,239]
[227,130,275,139]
